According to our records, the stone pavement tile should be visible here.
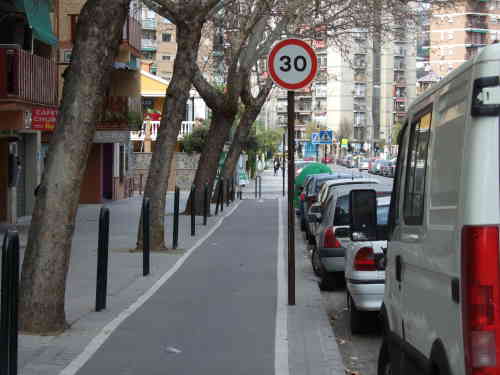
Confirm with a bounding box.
[285,200,345,375]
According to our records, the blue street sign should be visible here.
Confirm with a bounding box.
[312,130,333,144]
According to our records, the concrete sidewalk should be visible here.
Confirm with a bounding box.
[0,193,234,375]
[3,173,345,375]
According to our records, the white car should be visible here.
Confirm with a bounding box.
[342,196,390,334]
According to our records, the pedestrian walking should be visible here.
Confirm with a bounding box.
[274,158,280,176]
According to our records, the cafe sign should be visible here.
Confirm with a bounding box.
[32,108,58,131]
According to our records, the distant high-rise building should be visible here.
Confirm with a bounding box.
[262,24,416,156]
[140,8,176,81]
[428,0,500,77]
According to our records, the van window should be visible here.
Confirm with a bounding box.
[389,121,409,232]
[377,204,390,225]
[404,111,432,225]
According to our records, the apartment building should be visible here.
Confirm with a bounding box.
[428,0,500,76]
[140,7,177,81]
[263,27,416,156]
[0,0,58,223]
[57,0,142,203]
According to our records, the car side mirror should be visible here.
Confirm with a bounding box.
[335,227,350,238]
[349,189,377,241]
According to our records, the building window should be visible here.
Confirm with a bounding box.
[162,33,172,42]
[70,14,79,42]
[403,110,432,225]
[162,55,171,61]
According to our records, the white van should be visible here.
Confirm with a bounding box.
[349,44,500,374]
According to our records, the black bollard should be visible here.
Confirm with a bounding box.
[203,183,208,226]
[255,176,258,199]
[226,179,230,207]
[96,206,110,311]
[1,230,19,375]
[173,187,179,249]
[142,198,150,276]
[220,178,224,212]
[190,184,196,236]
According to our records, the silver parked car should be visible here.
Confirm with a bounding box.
[342,195,390,334]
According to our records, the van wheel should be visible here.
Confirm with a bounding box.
[378,339,393,375]
[311,248,321,277]
[348,294,366,334]
[319,273,336,291]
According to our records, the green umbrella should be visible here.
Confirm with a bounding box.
[294,163,332,206]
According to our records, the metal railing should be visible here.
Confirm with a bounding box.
[0,45,57,106]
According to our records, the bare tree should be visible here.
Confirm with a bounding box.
[18,0,131,334]
[185,0,297,214]
[220,76,274,186]
[337,118,353,140]
[136,0,226,250]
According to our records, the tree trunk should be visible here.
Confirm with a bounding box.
[220,108,256,184]
[18,0,130,334]
[220,79,274,190]
[184,110,235,215]
[138,22,203,251]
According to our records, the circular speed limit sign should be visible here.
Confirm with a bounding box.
[267,39,318,90]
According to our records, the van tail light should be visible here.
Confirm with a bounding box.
[462,226,500,374]
[354,247,377,271]
[300,192,305,201]
[323,227,341,248]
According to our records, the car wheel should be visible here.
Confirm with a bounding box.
[311,247,321,277]
[377,338,393,375]
[318,272,336,291]
[348,294,366,334]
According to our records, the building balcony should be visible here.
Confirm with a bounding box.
[354,121,367,127]
[465,1,488,13]
[142,18,156,30]
[141,39,157,51]
[276,106,287,113]
[353,92,366,98]
[130,120,194,141]
[0,45,57,106]
[122,16,141,55]
[394,63,406,71]
[353,103,367,112]
[297,107,312,113]
[97,96,142,131]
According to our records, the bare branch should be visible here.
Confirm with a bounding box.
[192,65,225,110]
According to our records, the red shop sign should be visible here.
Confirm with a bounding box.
[32,108,58,131]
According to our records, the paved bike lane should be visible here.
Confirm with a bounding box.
[72,199,278,375]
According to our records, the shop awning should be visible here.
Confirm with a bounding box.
[15,0,58,46]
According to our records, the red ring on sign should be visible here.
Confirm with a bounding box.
[267,39,318,90]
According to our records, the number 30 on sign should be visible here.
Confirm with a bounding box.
[267,39,318,90]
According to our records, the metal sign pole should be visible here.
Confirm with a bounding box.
[282,132,286,197]
[287,90,295,306]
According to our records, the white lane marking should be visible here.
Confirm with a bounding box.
[59,201,242,375]
[275,198,289,375]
